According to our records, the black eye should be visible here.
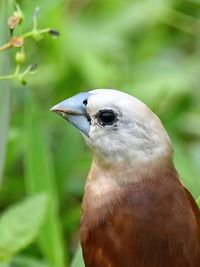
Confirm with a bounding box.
[83,99,88,106]
[97,110,117,126]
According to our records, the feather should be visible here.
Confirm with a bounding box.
[81,160,200,267]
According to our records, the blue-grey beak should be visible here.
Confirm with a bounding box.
[50,92,91,136]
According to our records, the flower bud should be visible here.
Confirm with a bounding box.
[8,16,20,29]
[13,10,24,24]
[15,51,26,64]
[11,37,24,48]
[33,32,42,41]
[20,78,27,85]
[14,4,24,24]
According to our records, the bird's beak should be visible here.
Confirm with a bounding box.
[50,92,91,136]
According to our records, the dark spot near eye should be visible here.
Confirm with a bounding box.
[83,99,88,106]
[97,110,117,126]
[86,114,91,124]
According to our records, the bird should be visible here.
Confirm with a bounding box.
[50,89,200,267]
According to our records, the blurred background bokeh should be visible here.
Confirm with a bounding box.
[0,0,200,266]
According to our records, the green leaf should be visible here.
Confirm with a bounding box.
[24,92,66,267]
[11,255,50,267]
[70,246,85,267]
[0,194,48,261]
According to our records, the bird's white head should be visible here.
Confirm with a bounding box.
[51,89,172,167]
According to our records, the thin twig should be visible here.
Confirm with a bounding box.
[0,42,12,52]
[0,74,15,80]
[22,28,50,38]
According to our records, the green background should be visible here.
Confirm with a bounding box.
[0,0,200,266]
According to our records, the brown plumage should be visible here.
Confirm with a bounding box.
[51,89,200,267]
[81,160,200,267]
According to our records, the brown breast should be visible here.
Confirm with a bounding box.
[80,163,200,267]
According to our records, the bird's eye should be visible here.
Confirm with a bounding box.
[83,99,88,106]
[97,110,117,126]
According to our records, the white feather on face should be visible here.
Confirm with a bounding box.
[83,89,172,166]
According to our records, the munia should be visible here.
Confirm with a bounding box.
[51,89,200,267]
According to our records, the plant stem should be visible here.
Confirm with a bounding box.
[14,64,20,76]
[0,74,15,80]
[0,65,20,81]
[0,0,12,187]
[22,28,50,38]
[0,28,50,52]
[0,42,12,52]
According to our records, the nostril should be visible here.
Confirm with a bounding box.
[83,99,88,106]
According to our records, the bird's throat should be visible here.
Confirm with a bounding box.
[81,158,178,228]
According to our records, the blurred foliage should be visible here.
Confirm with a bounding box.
[0,0,200,266]
[0,194,48,262]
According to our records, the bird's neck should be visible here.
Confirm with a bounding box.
[81,157,179,228]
